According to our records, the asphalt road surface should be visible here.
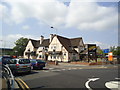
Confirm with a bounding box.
[15,64,119,89]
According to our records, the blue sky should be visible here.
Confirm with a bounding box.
[0,0,119,49]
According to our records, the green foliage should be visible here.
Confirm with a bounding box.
[110,46,120,56]
[13,37,29,56]
[96,46,104,56]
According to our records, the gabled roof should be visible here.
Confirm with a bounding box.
[29,39,49,48]
[56,35,84,53]
[57,35,73,52]
[39,39,50,47]
[29,39,40,48]
[70,37,82,46]
[29,34,84,53]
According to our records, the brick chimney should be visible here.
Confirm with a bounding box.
[50,34,54,43]
[40,35,44,44]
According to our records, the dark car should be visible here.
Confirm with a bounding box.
[7,58,31,74]
[30,59,46,70]
[0,56,13,65]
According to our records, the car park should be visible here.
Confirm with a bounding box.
[30,59,46,70]
[7,58,31,74]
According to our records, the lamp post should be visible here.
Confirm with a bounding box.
[51,26,58,65]
[51,26,57,35]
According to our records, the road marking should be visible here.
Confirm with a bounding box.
[15,78,30,89]
[49,68,54,70]
[68,68,72,70]
[43,71,49,72]
[85,78,100,90]
[105,81,120,89]
[51,70,61,72]
[18,78,30,89]
[115,78,120,80]
[15,78,25,89]
[72,68,77,70]
[62,69,66,71]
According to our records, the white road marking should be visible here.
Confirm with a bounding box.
[115,78,120,80]
[51,70,61,72]
[62,69,66,71]
[72,68,77,70]
[49,68,54,70]
[68,68,72,70]
[105,81,120,89]
[85,78,100,90]
[43,71,49,72]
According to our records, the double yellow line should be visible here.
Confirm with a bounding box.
[15,78,30,90]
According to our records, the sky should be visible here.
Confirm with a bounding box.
[0,0,119,49]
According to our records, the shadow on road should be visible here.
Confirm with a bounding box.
[14,71,39,77]
[31,86,45,89]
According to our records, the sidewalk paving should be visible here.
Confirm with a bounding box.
[46,62,119,70]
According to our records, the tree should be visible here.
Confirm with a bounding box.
[110,46,120,56]
[96,46,104,57]
[110,46,120,64]
[13,37,29,56]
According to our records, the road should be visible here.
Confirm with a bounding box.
[15,64,119,89]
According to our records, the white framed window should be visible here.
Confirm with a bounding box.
[54,46,56,49]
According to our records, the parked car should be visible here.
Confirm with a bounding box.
[7,58,31,74]
[0,56,13,65]
[30,59,46,70]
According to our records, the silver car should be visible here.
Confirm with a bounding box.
[7,58,31,74]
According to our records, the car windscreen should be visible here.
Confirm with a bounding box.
[7,59,17,64]
[37,60,45,63]
[30,60,36,63]
[19,59,30,64]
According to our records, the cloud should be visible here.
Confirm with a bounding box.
[22,25,30,30]
[1,0,118,31]
[0,34,39,48]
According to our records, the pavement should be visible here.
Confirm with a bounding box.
[46,62,119,70]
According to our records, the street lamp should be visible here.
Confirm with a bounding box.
[51,26,58,65]
[51,26,57,35]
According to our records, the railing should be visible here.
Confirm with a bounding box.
[2,64,15,89]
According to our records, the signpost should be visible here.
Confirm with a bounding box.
[103,49,110,65]
[103,49,110,54]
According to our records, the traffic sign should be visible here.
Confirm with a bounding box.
[103,49,110,53]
